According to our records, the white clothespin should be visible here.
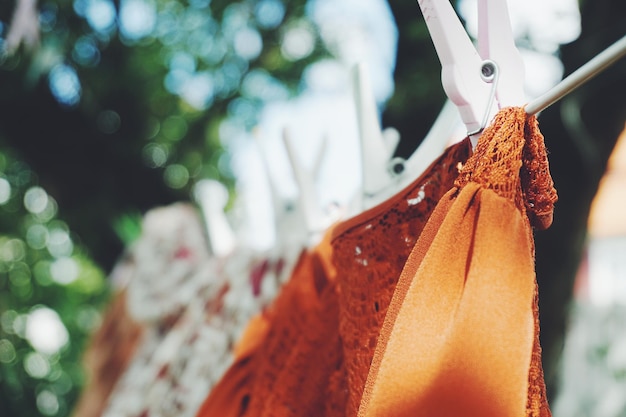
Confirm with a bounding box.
[417,0,525,145]
[256,129,326,247]
[352,63,464,210]
[400,98,464,181]
[351,63,401,207]
[193,179,237,257]
[281,127,327,238]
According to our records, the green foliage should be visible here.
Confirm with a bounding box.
[0,147,110,417]
[0,0,328,416]
[0,0,327,268]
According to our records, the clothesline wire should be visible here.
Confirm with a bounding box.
[525,34,626,115]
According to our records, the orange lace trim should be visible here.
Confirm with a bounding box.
[455,107,557,231]
[331,139,472,417]
[456,107,556,416]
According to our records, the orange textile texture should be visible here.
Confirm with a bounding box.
[195,229,344,417]
[330,137,472,417]
[358,107,556,417]
[195,138,473,417]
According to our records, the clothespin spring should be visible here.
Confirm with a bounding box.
[467,60,499,138]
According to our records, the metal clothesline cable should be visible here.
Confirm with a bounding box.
[525,34,626,115]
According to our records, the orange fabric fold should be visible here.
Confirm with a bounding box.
[196,107,555,417]
[194,229,344,417]
[358,107,556,417]
[359,184,534,417]
[196,139,472,417]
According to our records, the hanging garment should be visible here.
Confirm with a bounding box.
[101,204,224,417]
[71,288,143,417]
[100,203,303,417]
[330,136,472,417]
[357,107,556,417]
[195,137,473,417]
[194,229,343,417]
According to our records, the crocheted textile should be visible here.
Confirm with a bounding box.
[455,107,557,231]
[197,109,555,416]
[196,138,473,417]
[330,138,472,417]
[455,108,555,416]
[358,107,555,417]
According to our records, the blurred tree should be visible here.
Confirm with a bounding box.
[0,0,328,270]
[0,145,110,417]
[0,0,326,416]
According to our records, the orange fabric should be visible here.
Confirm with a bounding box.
[196,108,555,417]
[195,139,472,417]
[330,138,473,417]
[195,230,344,417]
[358,107,555,417]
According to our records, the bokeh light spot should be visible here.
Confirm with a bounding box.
[34,196,58,223]
[48,64,81,107]
[76,307,102,332]
[0,339,16,364]
[142,143,169,168]
[37,390,60,416]
[242,69,289,101]
[0,177,12,204]
[1,239,26,263]
[0,310,18,335]
[84,0,117,34]
[96,110,122,134]
[72,36,100,67]
[281,23,315,61]
[234,27,263,61]
[200,37,227,65]
[188,0,210,9]
[33,261,54,286]
[26,307,69,355]
[169,51,196,73]
[47,227,73,258]
[24,187,48,214]
[50,257,79,285]
[164,68,190,95]
[222,3,249,36]
[164,164,190,189]
[161,116,188,141]
[39,4,58,32]
[12,314,27,338]
[24,351,51,379]
[9,262,31,287]
[119,0,157,40]
[228,98,258,125]
[255,0,285,29]
[181,72,215,109]
[26,225,50,251]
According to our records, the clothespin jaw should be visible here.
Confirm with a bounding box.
[256,126,327,246]
[351,63,401,201]
[281,127,326,237]
[193,179,237,257]
[351,63,463,211]
[417,0,525,142]
[477,0,525,108]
